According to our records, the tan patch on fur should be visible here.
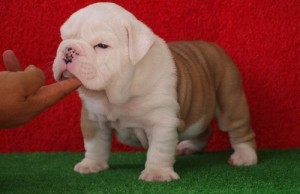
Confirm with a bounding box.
[80,106,97,140]
[169,41,255,149]
[169,41,217,132]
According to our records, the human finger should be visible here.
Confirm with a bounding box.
[31,78,81,109]
[2,50,23,71]
[18,65,46,96]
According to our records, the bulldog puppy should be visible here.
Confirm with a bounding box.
[53,2,257,182]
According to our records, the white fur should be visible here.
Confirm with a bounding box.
[53,3,181,182]
[53,2,257,182]
[179,118,206,140]
[229,143,258,166]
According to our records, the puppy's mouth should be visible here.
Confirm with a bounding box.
[60,70,76,81]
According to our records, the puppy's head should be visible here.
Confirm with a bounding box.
[53,3,155,91]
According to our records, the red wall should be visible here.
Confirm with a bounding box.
[0,0,299,152]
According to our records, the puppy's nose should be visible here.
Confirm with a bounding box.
[63,47,79,64]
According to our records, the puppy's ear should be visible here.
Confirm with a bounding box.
[124,19,155,65]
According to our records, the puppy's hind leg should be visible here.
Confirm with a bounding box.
[216,59,257,166]
[176,127,212,156]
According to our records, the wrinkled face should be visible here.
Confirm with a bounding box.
[53,3,154,91]
[53,9,130,91]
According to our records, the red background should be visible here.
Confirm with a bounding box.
[0,0,299,152]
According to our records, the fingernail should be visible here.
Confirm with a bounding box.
[3,50,14,57]
[25,65,36,71]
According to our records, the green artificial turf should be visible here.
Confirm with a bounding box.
[0,150,300,193]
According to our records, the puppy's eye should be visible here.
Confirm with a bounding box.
[95,43,109,49]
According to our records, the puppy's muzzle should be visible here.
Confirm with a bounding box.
[63,47,79,64]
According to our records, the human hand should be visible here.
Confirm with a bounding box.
[0,50,82,128]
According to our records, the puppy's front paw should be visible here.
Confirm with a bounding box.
[74,158,109,174]
[229,144,257,166]
[139,168,180,182]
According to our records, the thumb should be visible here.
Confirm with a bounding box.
[2,50,23,71]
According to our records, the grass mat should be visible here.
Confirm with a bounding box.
[1,150,300,193]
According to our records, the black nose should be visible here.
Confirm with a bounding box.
[63,47,77,64]
[63,56,72,64]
